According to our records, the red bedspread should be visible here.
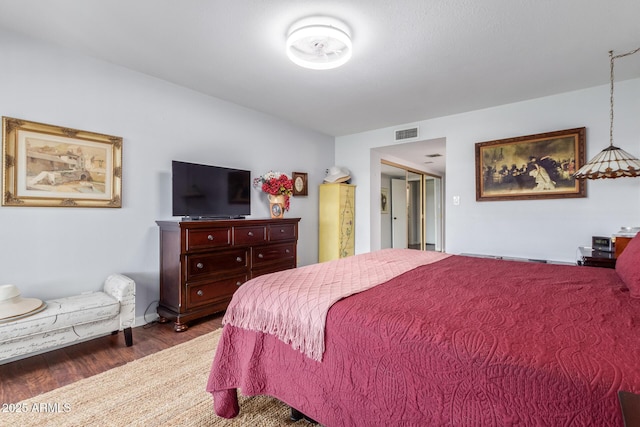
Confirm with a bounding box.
[207,255,640,426]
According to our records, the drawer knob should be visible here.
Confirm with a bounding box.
[207,235,214,240]
[285,249,290,254]
[196,262,204,269]
[280,229,285,233]
[236,256,243,262]
[247,231,254,236]
[197,290,204,296]
[236,281,242,286]
[258,253,264,259]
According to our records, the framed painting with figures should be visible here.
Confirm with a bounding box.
[2,117,122,207]
[475,127,586,201]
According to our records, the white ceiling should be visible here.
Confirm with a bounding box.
[1,0,639,142]
[377,137,447,175]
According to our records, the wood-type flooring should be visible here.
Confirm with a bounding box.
[0,313,224,404]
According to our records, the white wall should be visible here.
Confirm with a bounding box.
[337,80,640,263]
[0,30,333,322]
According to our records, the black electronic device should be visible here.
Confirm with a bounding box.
[592,235,614,253]
[172,160,251,219]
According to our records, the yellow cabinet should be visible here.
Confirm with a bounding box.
[319,183,355,262]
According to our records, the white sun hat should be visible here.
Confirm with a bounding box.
[0,284,45,321]
[324,166,351,183]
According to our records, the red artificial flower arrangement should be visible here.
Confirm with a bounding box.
[253,171,293,210]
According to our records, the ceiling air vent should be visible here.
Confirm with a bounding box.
[394,127,419,142]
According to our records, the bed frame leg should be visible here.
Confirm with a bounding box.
[290,407,303,421]
[290,407,317,424]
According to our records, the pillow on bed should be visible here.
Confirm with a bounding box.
[616,234,640,298]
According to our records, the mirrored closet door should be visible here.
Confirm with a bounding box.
[380,161,442,252]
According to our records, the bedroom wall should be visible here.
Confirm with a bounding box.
[337,79,640,263]
[0,29,334,323]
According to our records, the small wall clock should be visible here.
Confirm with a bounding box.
[292,172,308,196]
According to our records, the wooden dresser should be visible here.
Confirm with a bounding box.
[318,183,355,262]
[156,218,300,331]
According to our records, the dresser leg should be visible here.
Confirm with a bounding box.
[174,321,189,332]
[157,316,169,324]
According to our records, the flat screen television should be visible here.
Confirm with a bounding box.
[172,160,251,219]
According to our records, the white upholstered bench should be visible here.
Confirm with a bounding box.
[0,274,135,364]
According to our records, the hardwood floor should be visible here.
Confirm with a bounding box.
[0,313,224,404]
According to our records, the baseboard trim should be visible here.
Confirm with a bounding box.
[134,313,158,327]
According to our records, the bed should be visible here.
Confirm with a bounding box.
[207,235,640,426]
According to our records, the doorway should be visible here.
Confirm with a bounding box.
[380,161,443,251]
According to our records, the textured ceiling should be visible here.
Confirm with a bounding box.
[0,0,639,139]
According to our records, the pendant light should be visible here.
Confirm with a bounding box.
[574,48,640,179]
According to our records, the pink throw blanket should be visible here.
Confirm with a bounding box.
[223,248,450,361]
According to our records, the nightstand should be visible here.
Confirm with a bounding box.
[577,247,617,269]
[618,391,640,427]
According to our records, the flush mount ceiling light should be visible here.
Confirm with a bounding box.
[286,17,352,70]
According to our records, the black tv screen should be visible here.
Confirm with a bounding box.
[172,161,251,219]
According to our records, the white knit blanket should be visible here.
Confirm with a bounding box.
[223,249,451,361]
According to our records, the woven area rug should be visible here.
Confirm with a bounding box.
[3,329,308,427]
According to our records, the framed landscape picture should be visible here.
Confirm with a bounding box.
[475,127,586,201]
[2,117,122,207]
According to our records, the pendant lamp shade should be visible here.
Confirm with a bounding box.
[573,145,640,179]
[574,48,640,180]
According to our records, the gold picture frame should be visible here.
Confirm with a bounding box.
[2,117,122,207]
[475,127,586,201]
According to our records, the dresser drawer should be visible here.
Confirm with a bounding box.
[185,248,248,280]
[185,274,246,309]
[234,225,267,245]
[253,243,296,265]
[185,227,231,251]
[268,223,297,241]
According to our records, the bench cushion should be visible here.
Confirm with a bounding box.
[0,292,119,343]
